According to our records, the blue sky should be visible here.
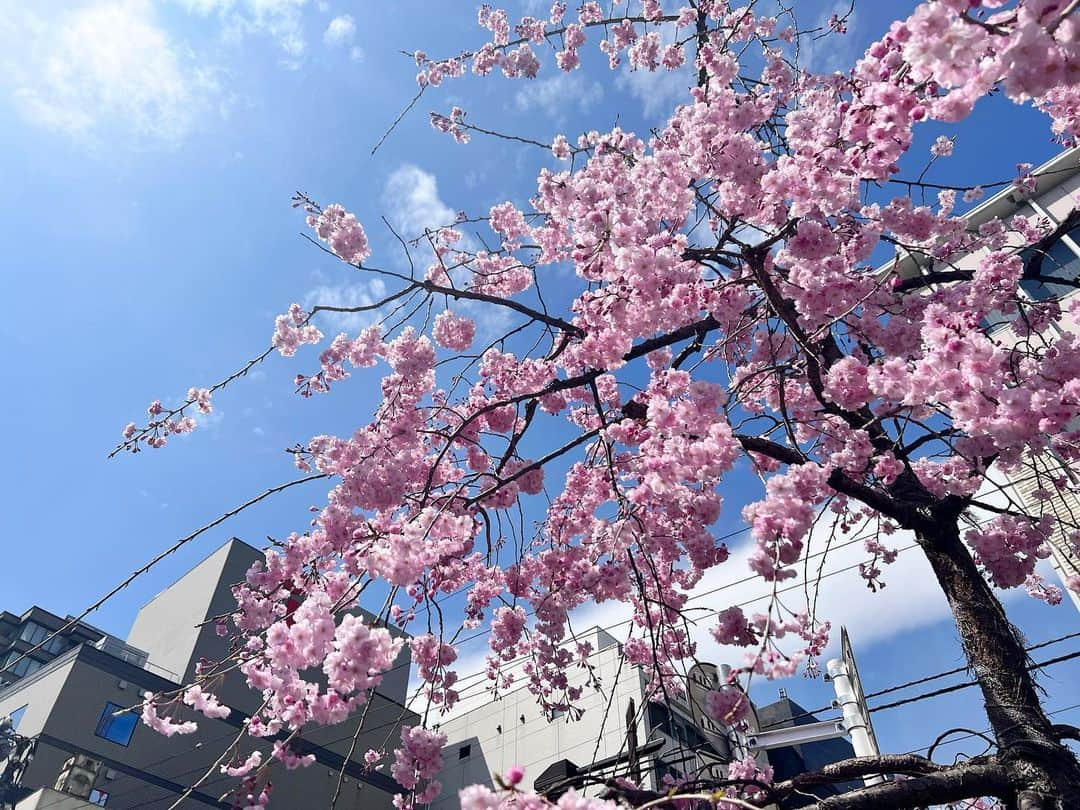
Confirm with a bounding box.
[1,0,1077,764]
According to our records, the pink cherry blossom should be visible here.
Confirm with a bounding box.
[433,310,476,350]
[141,692,197,736]
[307,203,371,264]
[182,685,230,719]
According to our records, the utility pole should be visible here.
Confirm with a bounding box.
[826,627,884,787]
[626,698,641,784]
[743,627,884,789]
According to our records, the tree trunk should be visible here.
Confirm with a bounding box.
[916,513,1080,808]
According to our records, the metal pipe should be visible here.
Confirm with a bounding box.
[827,658,885,787]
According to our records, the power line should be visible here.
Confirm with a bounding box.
[863,630,1080,701]
[68,699,1080,810]
[3,474,328,675]
[755,630,1080,731]
[868,649,1080,715]
[23,508,1071,801]
[167,522,878,719]
[55,619,1080,805]
[434,535,921,712]
[407,526,882,704]
[903,702,1080,757]
[135,543,901,794]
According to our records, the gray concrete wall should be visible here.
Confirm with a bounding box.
[1,647,411,809]
[16,787,101,810]
[0,654,77,739]
[126,539,413,710]
[126,541,241,689]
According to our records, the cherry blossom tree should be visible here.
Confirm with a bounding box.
[114,1,1080,808]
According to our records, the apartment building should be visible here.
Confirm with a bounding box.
[0,539,416,809]
[430,626,764,806]
[0,608,143,688]
[889,147,1080,611]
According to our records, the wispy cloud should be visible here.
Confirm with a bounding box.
[514,73,604,122]
[1,1,219,145]
[176,0,310,66]
[323,14,362,61]
[615,22,693,120]
[323,14,354,45]
[303,277,388,333]
[572,512,1035,673]
[382,164,514,342]
[616,64,693,120]
[792,0,864,75]
[383,164,460,240]
[413,516,973,723]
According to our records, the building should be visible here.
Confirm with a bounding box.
[430,626,762,807]
[0,539,417,809]
[754,694,857,809]
[1,609,143,688]
[888,146,1080,611]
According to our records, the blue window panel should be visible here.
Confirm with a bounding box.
[94,702,137,746]
[1021,227,1080,301]
[8,704,27,730]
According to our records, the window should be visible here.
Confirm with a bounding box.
[647,702,673,737]
[43,635,69,655]
[89,789,109,806]
[979,303,1019,333]
[95,702,137,746]
[673,715,705,748]
[7,705,27,730]
[458,744,471,760]
[1021,226,1080,301]
[653,758,682,787]
[3,653,42,679]
[19,622,49,646]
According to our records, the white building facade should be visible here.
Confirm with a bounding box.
[891,147,1080,611]
[430,626,759,806]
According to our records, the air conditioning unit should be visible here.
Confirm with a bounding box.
[55,754,102,799]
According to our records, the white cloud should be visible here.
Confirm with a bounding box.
[382,165,516,343]
[792,1,863,75]
[303,277,388,333]
[514,73,604,122]
[383,164,460,239]
[1,1,218,144]
[573,511,1034,673]
[348,46,364,62]
[415,474,1060,722]
[614,21,693,120]
[323,14,355,47]
[616,64,694,120]
[177,0,310,63]
[175,0,235,12]
[193,406,226,431]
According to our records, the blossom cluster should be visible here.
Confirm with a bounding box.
[390,725,446,808]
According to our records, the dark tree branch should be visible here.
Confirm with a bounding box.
[810,758,1011,810]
